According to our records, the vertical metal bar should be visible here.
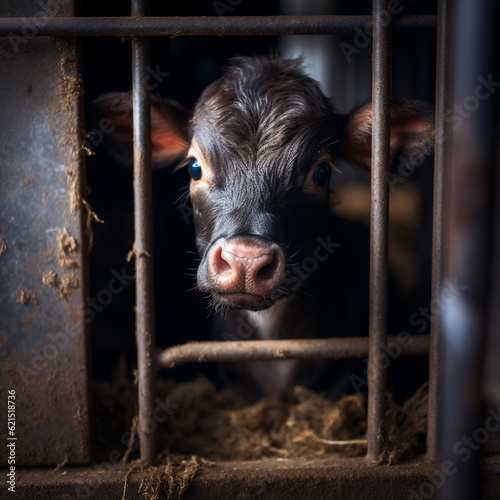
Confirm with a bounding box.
[132,0,158,464]
[426,0,450,463]
[440,0,499,497]
[366,0,391,462]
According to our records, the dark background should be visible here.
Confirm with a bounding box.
[82,0,437,392]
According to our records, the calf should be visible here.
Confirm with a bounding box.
[95,56,434,401]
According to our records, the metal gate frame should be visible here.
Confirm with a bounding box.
[0,0,471,486]
[0,0,444,464]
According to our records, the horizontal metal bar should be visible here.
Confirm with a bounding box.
[157,335,430,369]
[0,15,437,37]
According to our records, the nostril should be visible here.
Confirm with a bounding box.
[257,257,277,280]
[256,249,283,282]
[213,246,233,276]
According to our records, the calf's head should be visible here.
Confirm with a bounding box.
[95,56,434,311]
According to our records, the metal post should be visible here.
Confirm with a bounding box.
[131,0,157,464]
[367,0,391,462]
[441,0,500,497]
[426,0,451,463]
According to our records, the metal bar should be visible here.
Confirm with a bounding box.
[441,0,500,497]
[0,15,437,37]
[132,0,157,464]
[157,336,430,369]
[426,0,450,464]
[366,0,391,463]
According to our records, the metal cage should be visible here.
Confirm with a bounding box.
[1,0,499,498]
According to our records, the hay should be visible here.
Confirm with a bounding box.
[51,455,69,475]
[157,378,369,461]
[126,245,152,262]
[65,169,104,252]
[378,382,428,464]
[95,376,428,499]
[122,462,144,500]
[138,456,211,500]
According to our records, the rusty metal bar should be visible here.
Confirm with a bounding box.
[132,0,157,464]
[426,0,451,464]
[366,0,391,463]
[0,15,437,37]
[157,336,430,369]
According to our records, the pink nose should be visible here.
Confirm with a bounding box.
[210,238,285,296]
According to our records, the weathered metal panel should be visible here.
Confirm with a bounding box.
[11,455,500,499]
[0,0,92,465]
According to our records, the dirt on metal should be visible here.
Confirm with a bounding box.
[58,228,78,268]
[42,270,79,298]
[18,288,38,305]
[56,36,83,112]
[20,175,34,187]
[0,236,7,255]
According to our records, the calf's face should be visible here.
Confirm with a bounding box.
[183,58,342,311]
[95,56,434,312]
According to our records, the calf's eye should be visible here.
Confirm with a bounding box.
[188,158,202,181]
[312,162,331,187]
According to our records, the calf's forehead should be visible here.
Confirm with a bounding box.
[185,57,340,183]
[190,89,337,180]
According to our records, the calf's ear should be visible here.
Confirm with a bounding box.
[93,91,191,170]
[342,99,435,169]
